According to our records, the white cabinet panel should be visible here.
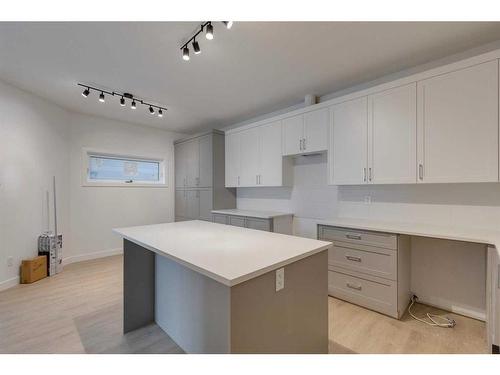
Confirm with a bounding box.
[282,115,304,156]
[175,190,187,218]
[368,83,417,184]
[199,189,213,221]
[417,60,499,183]
[185,139,200,187]
[225,133,240,187]
[198,135,213,188]
[186,190,200,219]
[239,127,261,187]
[329,97,368,185]
[304,108,328,153]
[260,120,283,186]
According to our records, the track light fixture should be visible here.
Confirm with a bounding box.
[77,83,167,119]
[192,40,201,54]
[180,21,233,61]
[205,23,214,40]
[182,46,190,61]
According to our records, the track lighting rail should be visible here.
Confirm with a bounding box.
[180,21,233,61]
[77,83,167,117]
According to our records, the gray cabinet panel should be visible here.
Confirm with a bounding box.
[229,216,246,227]
[246,218,271,232]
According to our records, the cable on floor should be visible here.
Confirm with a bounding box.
[407,295,456,328]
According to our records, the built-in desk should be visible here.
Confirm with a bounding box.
[316,218,500,354]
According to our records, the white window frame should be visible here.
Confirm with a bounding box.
[82,148,167,187]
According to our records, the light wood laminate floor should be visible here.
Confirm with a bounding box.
[0,255,488,354]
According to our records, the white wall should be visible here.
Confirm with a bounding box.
[237,153,494,319]
[0,79,185,288]
[68,113,184,263]
[0,80,70,289]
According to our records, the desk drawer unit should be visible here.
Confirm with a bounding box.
[329,267,398,318]
[318,225,410,319]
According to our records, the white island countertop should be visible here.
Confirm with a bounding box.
[316,217,500,248]
[114,220,330,286]
[211,209,293,219]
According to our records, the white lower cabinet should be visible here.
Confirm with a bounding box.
[319,225,411,319]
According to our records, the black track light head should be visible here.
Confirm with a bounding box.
[99,92,105,103]
[182,46,190,61]
[120,97,125,106]
[158,109,163,118]
[206,23,214,40]
[192,40,201,54]
[223,21,233,29]
[82,88,90,97]
[131,100,137,109]
[149,106,155,115]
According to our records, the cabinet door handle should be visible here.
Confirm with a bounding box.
[418,164,424,180]
[299,139,302,151]
[303,138,306,150]
[346,234,362,240]
[345,255,362,262]
[363,168,367,182]
[346,283,362,291]
[369,167,372,182]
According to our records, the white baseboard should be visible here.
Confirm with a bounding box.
[0,248,123,292]
[0,276,20,292]
[62,248,123,266]
[414,293,486,321]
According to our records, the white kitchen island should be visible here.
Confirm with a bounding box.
[113,220,332,354]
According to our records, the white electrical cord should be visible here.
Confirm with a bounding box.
[408,296,456,328]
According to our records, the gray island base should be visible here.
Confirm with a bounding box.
[121,229,329,353]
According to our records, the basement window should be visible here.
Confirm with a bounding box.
[82,149,167,187]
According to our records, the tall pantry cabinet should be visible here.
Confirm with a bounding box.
[175,130,236,222]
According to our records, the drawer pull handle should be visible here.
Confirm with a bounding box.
[346,283,362,291]
[346,255,362,262]
[346,234,362,240]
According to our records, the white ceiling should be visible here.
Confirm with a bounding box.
[1,22,500,133]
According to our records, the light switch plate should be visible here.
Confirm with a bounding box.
[276,268,284,291]
[7,256,13,267]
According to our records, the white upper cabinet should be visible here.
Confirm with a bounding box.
[417,60,499,183]
[329,97,368,185]
[225,132,240,188]
[368,83,417,184]
[239,126,261,187]
[303,108,329,153]
[282,115,303,155]
[225,121,288,187]
[283,108,329,156]
[260,121,283,186]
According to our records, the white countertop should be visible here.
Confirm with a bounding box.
[211,209,293,219]
[316,217,500,248]
[114,220,330,286]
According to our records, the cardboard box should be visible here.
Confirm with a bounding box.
[21,256,47,284]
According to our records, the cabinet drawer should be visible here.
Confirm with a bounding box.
[328,268,398,318]
[212,214,228,225]
[319,226,397,250]
[329,241,397,281]
[229,216,246,227]
[246,218,271,232]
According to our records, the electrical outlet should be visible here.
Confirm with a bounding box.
[364,195,372,204]
[7,256,13,267]
[275,268,285,292]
